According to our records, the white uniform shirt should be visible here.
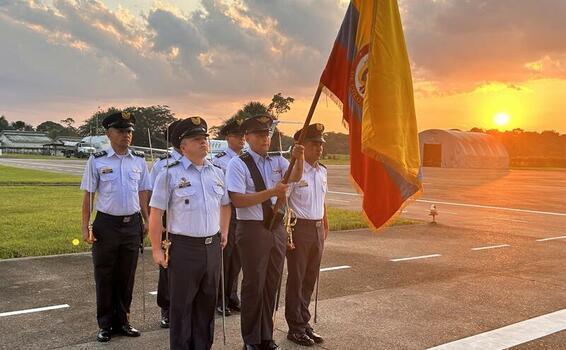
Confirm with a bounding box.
[149,149,183,189]
[150,157,230,237]
[288,161,327,220]
[212,146,239,174]
[80,147,151,216]
[226,149,289,221]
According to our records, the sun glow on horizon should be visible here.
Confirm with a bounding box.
[494,112,511,127]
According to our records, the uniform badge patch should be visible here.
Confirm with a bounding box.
[297,180,309,187]
[100,167,113,174]
[178,177,191,188]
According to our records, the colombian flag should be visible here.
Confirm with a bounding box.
[320,0,422,230]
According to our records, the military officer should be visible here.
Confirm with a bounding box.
[80,111,151,342]
[149,119,182,329]
[213,116,245,316]
[285,123,329,346]
[226,114,304,350]
[149,117,231,350]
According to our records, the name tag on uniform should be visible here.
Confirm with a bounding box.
[214,180,224,188]
[178,177,191,188]
[273,168,282,175]
[100,167,113,174]
[297,180,308,187]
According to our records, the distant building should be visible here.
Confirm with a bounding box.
[43,136,83,156]
[419,129,509,169]
[0,130,53,154]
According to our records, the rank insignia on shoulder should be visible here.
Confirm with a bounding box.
[100,167,113,174]
[166,160,180,168]
[158,153,172,160]
[93,151,107,158]
[132,150,145,158]
[297,180,308,187]
[215,151,226,158]
[318,162,327,169]
[178,177,191,188]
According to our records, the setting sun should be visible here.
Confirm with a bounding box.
[494,112,511,127]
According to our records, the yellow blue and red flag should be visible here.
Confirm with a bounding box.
[320,0,422,230]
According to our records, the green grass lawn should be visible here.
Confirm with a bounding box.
[321,154,350,165]
[0,153,72,160]
[0,165,81,185]
[0,165,418,259]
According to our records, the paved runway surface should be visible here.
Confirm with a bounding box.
[1,159,565,349]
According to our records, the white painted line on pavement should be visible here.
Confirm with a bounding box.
[427,308,566,350]
[417,199,566,217]
[497,218,529,223]
[536,235,566,242]
[149,291,158,295]
[0,304,70,317]
[327,191,566,217]
[390,254,441,262]
[320,265,351,272]
[328,190,359,197]
[471,244,511,251]
[327,199,350,203]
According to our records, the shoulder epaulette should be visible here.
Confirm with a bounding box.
[93,151,107,158]
[213,163,222,170]
[132,150,145,158]
[158,153,172,160]
[215,151,226,158]
[166,160,180,168]
[318,162,327,169]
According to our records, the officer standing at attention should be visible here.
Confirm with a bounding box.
[226,113,304,350]
[213,116,245,316]
[80,111,151,342]
[149,117,231,350]
[148,119,182,329]
[285,123,329,347]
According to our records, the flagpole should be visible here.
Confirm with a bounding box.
[269,85,322,229]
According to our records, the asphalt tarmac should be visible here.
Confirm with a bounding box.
[0,159,564,349]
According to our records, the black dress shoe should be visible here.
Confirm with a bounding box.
[118,324,141,337]
[97,328,111,342]
[242,344,262,350]
[160,315,169,328]
[306,328,324,344]
[287,332,314,347]
[228,302,241,312]
[262,339,281,349]
[216,305,232,316]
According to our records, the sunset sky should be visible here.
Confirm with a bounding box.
[1,0,565,134]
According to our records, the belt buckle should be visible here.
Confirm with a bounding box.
[123,216,131,223]
[205,237,213,245]
[315,221,322,228]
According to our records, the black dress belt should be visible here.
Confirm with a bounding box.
[97,211,140,223]
[171,233,219,245]
[295,218,323,227]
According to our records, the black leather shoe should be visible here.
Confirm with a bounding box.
[118,324,141,337]
[97,328,111,342]
[217,305,232,316]
[242,344,262,350]
[306,328,324,344]
[262,339,281,349]
[160,315,169,328]
[228,302,241,312]
[287,332,314,347]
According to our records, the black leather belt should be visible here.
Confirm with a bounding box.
[97,211,139,223]
[296,218,323,227]
[171,233,218,245]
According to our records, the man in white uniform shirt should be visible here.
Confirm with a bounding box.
[285,123,329,347]
[149,117,231,350]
